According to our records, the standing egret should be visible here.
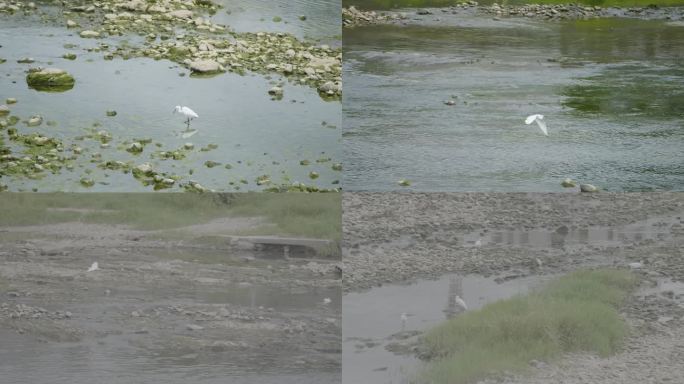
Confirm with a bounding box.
[400,312,409,330]
[323,297,332,305]
[173,105,198,130]
[525,114,548,136]
[87,262,99,272]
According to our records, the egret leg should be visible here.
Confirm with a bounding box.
[185,118,191,131]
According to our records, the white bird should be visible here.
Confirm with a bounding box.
[525,114,548,136]
[455,295,468,311]
[87,262,99,272]
[173,105,199,130]
[475,239,482,247]
[400,312,409,330]
[323,297,332,305]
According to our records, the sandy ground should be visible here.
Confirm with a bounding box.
[0,218,341,383]
[342,192,684,383]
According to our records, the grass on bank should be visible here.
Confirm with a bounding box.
[0,193,341,240]
[345,0,684,10]
[420,269,638,384]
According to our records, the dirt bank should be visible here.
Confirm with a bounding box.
[0,218,341,383]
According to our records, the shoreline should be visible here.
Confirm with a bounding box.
[343,3,684,27]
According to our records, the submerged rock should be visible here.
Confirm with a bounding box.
[106,110,117,117]
[26,68,75,92]
[0,105,9,116]
[27,115,43,126]
[5,98,17,105]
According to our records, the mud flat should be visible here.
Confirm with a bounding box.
[342,192,684,383]
[0,217,341,383]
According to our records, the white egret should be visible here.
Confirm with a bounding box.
[173,105,198,130]
[400,312,409,330]
[323,297,332,305]
[525,114,548,136]
[455,295,468,311]
[87,262,99,272]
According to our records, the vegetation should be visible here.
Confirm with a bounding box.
[420,269,638,384]
[344,0,684,10]
[0,193,341,240]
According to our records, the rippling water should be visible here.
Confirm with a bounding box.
[343,17,684,191]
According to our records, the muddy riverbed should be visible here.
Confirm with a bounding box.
[0,218,341,383]
[342,192,684,383]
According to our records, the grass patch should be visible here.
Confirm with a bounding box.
[0,193,340,240]
[420,269,638,384]
[345,0,684,9]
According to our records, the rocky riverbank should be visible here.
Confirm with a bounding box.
[1,0,341,98]
[343,2,684,27]
[343,192,684,291]
[343,192,684,383]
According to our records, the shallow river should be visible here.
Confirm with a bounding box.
[343,15,684,191]
[0,2,341,192]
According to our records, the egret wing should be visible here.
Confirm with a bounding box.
[535,118,548,136]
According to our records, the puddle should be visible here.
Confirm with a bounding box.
[0,328,339,384]
[342,273,551,384]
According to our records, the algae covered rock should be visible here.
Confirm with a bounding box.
[26,68,75,92]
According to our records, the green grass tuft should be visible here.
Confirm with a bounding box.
[420,269,638,384]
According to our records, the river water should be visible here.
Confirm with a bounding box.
[0,1,341,192]
[343,15,684,191]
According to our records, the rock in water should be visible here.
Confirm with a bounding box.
[561,178,576,188]
[26,68,75,92]
[579,184,598,193]
[188,59,224,74]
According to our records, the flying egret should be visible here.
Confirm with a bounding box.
[173,105,198,130]
[87,262,99,272]
[455,295,468,311]
[525,114,548,136]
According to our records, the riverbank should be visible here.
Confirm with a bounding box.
[0,208,341,383]
[343,3,684,27]
[342,192,684,383]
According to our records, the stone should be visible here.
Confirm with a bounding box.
[27,115,43,126]
[26,68,75,92]
[168,10,193,19]
[189,59,224,74]
[5,98,17,104]
[561,178,576,188]
[579,184,598,192]
[268,86,284,96]
[0,104,9,116]
[79,30,101,38]
[66,19,78,28]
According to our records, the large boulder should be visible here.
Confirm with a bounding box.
[188,59,224,74]
[26,68,75,92]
